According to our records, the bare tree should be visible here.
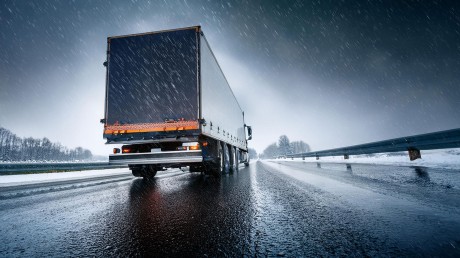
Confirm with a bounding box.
[248,148,258,160]
[290,141,310,154]
[261,142,279,159]
[278,135,292,156]
[0,127,93,162]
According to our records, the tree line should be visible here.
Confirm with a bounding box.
[260,135,310,159]
[0,127,93,162]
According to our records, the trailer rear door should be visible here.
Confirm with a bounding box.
[105,27,199,134]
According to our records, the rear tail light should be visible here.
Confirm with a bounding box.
[182,142,200,150]
[122,147,131,153]
[181,142,200,150]
[189,145,200,150]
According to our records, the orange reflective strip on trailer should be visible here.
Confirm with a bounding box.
[104,121,199,135]
[125,127,165,133]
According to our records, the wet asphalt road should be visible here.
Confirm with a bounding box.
[1,161,460,257]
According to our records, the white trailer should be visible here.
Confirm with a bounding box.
[101,26,252,178]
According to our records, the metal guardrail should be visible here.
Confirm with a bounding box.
[287,128,460,161]
[0,162,127,175]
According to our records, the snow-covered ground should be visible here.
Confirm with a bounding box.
[272,148,460,170]
[0,168,129,187]
[0,160,108,164]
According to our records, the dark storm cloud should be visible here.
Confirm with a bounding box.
[0,0,459,154]
[216,1,460,116]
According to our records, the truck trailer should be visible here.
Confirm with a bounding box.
[101,26,252,178]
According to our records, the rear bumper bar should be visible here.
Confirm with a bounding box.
[109,150,203,165]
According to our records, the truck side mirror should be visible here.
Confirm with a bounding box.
[246,126,252,141]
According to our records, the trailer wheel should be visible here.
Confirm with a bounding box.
[142,165,158,179]
[233,147,239,172]
[218,143,224,175]
[235,146,239,172]
[209,141,230,177]
[132,168,142,177]
[244,151,250,167]
[222,143,230,174]
[209,143,223,177]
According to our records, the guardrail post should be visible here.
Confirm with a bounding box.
[344,154,349,159]
[302,156,305,160]
[408,148,421,161]
[316,155,319,160]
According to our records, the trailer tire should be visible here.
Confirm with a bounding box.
[231,146,239,173]
[212,141,229,177]
[244,152,250,167]
[132,168,142,177]
[209,143,224,177]
[222,143,230,174]
[142,165,158,179]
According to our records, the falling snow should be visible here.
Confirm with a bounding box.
[0,1,459,155]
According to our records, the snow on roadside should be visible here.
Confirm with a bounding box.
[0,168,130,187]
[270,148,460,170]
[0,160,108,164]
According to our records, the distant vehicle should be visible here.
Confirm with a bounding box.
[101,26,252,178]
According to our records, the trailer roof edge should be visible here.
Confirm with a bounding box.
[108,25,201,40]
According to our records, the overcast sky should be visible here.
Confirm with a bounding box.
[1,0,459,155]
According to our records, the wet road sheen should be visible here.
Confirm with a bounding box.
[1,161,460,257]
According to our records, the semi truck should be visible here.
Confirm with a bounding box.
[101,26,252,178]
